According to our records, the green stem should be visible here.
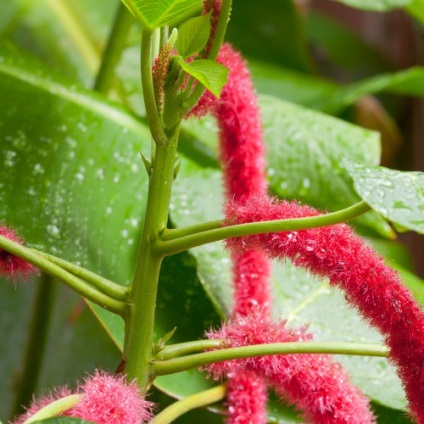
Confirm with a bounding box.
[22,394,82,424]
[11,274,57,418]
[156,339,224,361]
[123,129,180,391]
[93,2,133,93]
[149,385,227,424]
[184,0,232,113]
[141,30,167,144]
[162,219,223,241]
[158,201,371,256]
[37,251,128,301]
[153,342,388,376]
[0,236,126,316]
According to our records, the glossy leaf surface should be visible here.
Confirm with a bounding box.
[176,13,211,58]
[177,57,229,97]
[345,161,424,234]
[121,0,202,29]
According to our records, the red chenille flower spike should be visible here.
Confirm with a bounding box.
[226,195,424,422]
[206,312,375,424]
[0,225,37,281]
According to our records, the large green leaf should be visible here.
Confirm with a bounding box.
[407,0,424,24]
[121,0,202,29]
[248,59,339,107]
[330,0,413,11]
[0,45,221,406]
[345,160,424,234]
[319,67,424,114]
[226,0,312,72]
[259,97,390,238]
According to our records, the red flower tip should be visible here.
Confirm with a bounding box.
[188,44,267,202]
[0,225,38,281]
[12,371,154,424]
[206,312,375,424]
[67,371,154,424]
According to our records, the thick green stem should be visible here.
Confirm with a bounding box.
[156,339,224,361]
[153,341,388,376]
[11,274,57,418]
[149,385,226,424]
[158,201,371,256]
[0,236,126,315]
[123,129,180,391]
[93,2,133,93]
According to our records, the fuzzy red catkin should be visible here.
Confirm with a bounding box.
[200,43,271,423]
[206,312,375,424]
[12,371,154,424]
[66,371,154,424]
[0,225,37,281]
[226,195,424,423]
[192,42,374,423]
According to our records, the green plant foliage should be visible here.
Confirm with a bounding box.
[258,97,393,237]
[0,44,220,407]
[345,160,424,234]
[120,0,202,29]
[318,67,424,114]
[226,0,312,71]
[330,0,413,11]
[177,57,229,97]
[407,0,424,24]
[176,13,211,58]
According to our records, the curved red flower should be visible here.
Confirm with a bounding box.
[226,195,424,422]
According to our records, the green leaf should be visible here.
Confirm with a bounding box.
[177,57,229,97]
[0,45,220,405]
[329,0,413,11]
[319,67,424,114]
[120,0,202,30]
[406,0,424,24]
[176,13,211,59]
[226,0,312,72]
[260,97,393,237]
[248,59,339,107]
[344,160,424,234]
